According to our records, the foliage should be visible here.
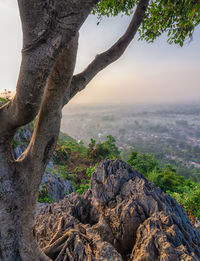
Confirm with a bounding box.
[0,90,11,105]
[87,135,120,163]
[58,132,87,158]
[86,165,97,177]
[0,97,8,105]
[38,185,56,204]
[126,134,200,181]
[139,0,200,46]
[168,182,200,220]
[93,0,200,46]
[127,151,159,175]
[93,0,137,17]
[76,182,90,195]
[56,166,67,179]
[76,165,96,195]
[148,168,186,193]
[12,138,21,149]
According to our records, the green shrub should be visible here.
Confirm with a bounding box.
[147,169,186,193]
[128,151,159,176]
[86,165,96,177]
[76,183,90,195]
[87,135,120,163]
[168,184,200,220]
[76,165,97,195]
[58,132,87,158]
[38,185,56,203]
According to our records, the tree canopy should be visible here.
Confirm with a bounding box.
[94,0,200,46]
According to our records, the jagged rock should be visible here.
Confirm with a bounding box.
[35,159,200,261]
[40,159,75,202]
[40,171,75,202]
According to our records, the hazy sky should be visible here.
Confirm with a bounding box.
[0,1,200,104]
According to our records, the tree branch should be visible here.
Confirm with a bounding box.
[20,34,79,191]
[63,0,150,106]
[0,0,99,139]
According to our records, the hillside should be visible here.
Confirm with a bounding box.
[61,103,200,181]
[49,133,200,226]
[10,120,200,226]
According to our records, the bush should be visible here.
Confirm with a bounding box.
[147,169,186,193]
[76,165,96,194]
[128,151,159,175]
[87,135,120,163]
[38,185,56,203]
[168,183,200,220]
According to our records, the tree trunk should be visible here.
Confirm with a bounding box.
[0,143,50,260]
[0,208,50,261]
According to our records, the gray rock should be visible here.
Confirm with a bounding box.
[13,145,26,159]
[45,159,54,171]
[13,124,32,159]
[35,159,200,261]
[41,164,75,202]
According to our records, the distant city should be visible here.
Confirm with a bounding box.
[61,103,200,180]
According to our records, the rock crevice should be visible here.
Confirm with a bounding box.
[36,159,200,261]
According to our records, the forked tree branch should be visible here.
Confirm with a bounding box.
[63,0,150,106]
[21,34,79,190]
[0,0,99,139]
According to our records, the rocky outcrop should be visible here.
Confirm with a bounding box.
[41,170,75,202]
[35,159,200,261]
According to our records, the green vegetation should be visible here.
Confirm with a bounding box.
[126,137,200,182]
[53,134,119,194]
[76,165,97,195]
[0,90,12,105]
[12,138,21,149]
[40,132,200,223]
[93,0,200,46]
[127,151,159,174]
[169,184,200,220]
[139,0,200,46]
[87,135,120,163]
[127,150,200,222]
[38,185,56,204]
[58,132,87,159]
[0,97,7,104]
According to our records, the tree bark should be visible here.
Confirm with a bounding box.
[0,142,49,260]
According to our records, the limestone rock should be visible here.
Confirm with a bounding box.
[40,170,75,202]
[13,124,32,159]
[35,159,200,261]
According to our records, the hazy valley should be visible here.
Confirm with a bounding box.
[61,103,200,181]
